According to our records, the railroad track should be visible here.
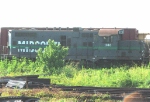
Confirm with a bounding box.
[52,85,150,94]
[51,85,150,100]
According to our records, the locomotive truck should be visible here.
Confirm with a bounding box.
[0,27,149,65]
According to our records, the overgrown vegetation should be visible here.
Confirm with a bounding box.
[0,39,68,76]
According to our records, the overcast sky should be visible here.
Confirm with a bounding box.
[0,0,149,33]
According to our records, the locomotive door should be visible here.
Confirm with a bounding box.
[60,35,66,46]
[81,32,94,60]
[60,34,77,60]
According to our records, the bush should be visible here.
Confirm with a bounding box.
[36,39,69,73]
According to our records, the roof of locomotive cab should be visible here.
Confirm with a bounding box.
[98,28,139,36]
[98,28,121,36]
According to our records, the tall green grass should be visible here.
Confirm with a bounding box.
[46,64,150,88]
[1,57,150,88]
[0,57,43,77]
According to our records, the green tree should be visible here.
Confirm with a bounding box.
[36,39,68,72]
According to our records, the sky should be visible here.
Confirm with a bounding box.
[0,0,149,33]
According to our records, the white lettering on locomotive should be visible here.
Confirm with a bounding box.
[17,41,60,52]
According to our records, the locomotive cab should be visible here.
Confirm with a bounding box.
[93,28,149,65]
